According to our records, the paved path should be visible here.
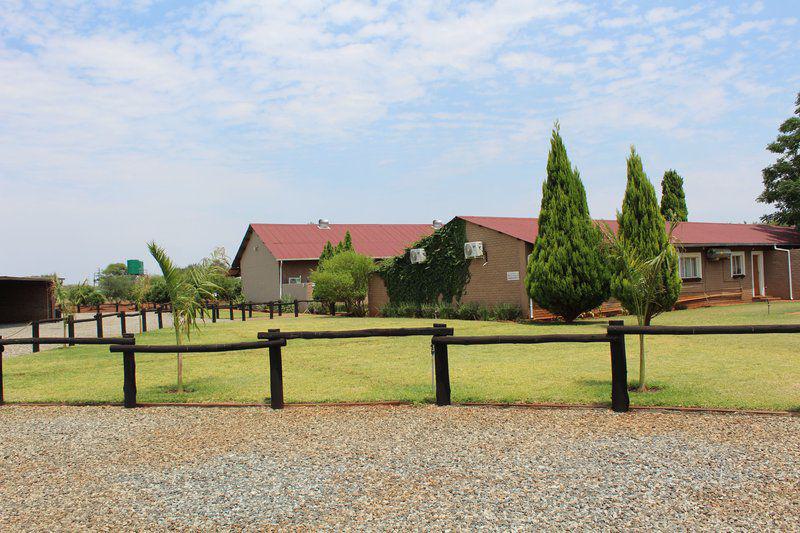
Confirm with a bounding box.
[0,405,797,531]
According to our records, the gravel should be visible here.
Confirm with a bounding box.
[0,405,798,531]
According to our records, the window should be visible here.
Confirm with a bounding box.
[679,253,702,280]
[730,252,745,277]
[287,276,302,284]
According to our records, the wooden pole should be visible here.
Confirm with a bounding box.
[229,302,234,321]
[432,323,451,406]
[248,303,253,318]
[241,303,246,322]
[67,315,75,346]
[294,299,299,317]
[122,346,137,408]
[157,307,163,329]
[278,302,283,316]
[268,328,284,409]
[608,320,630,412]
[119,312,126,335]
[140,308,147,333]
[96,313,103,338]
[32,321,40,353]
[212,304,217,323]
[269,302,274,320]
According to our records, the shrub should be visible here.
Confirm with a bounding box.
[491,303,522,321]
[311,250,375,316]
[456,302,482,321]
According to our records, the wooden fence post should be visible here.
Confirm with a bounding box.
[67,315,75,346]
[269,302,274,320]
[278,302,283,316]
[241,303,246,322]
[268,329,284,409]
[212,304,217,323]
[248,303,253,318]
[157,307,163,329]
[432,323,451,406]
[122,334,137,408]
[229,302,234,321]
[0,338,4,405]
[96,313,104,338]
[119,312,126,335]
[294,300,299,317]
[608,320,630,413]
[141,308,147,332]
[32,321,40,353]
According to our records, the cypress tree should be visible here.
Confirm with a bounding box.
[525,125,610,323]
[341,230,354,251]
[612,147,681,325]
[660,169,688,222]
[319,241,335,264]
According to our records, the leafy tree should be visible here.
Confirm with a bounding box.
[660,169,688,222]
[525,125,610,323]
[148,242,220,393]
[311,250,375,316]
[319,241,335,264]
[758,91,800,226]
[98,263,135,303]
[610,147,681,391]
[144,275,170,304]
[66,282,104,307]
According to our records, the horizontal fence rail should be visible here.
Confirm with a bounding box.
[433,334,612,345]
[607,324,800,335]
[258,326,454,340]
[0,337,134,346]
[109,339,285,353]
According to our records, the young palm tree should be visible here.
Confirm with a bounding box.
[602,224,680,391]
[51,274,75,346]
[147,242,219,393]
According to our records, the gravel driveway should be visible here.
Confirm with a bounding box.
[0,405,798,531]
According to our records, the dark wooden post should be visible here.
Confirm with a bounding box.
[329,302,336,316]
[248,303,253,318]
[141,308,147,332]
[278,302,283,316]
[269,302,274,320]
[67,315,75,346]
[76,304,81,313]
[115,302,119,312]
[241,303,246,321]
[0,339,4,405]
[157,307,163,329]
[229,302,234,321]
[96,313,104,338]
[122,334,137,408]
[294,300,299,317]
[32,321,40,353]
[212,304,217,323]
[119,312,126,335]
[608,320,630,412]
[268,329,284,409]
[432,323,451,406]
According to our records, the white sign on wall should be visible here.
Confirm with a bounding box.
[506,271,520,281]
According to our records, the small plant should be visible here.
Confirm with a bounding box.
[491,303,522,321]
[456,302,482,321]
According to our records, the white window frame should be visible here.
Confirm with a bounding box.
[730,251,746,277]
[679,252,703,280]
[287,276,302,284]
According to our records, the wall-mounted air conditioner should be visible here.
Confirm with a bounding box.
[410,248,427,264]
[464,241,484,259]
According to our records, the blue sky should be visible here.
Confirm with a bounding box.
[1,0,798,282]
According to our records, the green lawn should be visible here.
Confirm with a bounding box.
[4,302,800,410]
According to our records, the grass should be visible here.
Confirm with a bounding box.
[4,301,800,410]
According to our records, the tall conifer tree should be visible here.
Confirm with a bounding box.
[660,169,688,222]
[525,125,610,323]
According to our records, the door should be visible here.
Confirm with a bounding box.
[752,251,765,297]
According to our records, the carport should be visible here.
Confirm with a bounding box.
[0,276,56,324]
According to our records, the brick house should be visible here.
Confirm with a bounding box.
[230,220,436,305]
[368,216,800,317]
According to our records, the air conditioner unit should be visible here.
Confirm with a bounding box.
[706,248,731,261]
[464,241,484,259]
[410,248,427,264]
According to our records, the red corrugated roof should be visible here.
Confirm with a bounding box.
[233,223,435,265]
[459,216,800,246]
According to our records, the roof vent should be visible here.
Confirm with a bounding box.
[432,219,444,229]
[318,219,330,229]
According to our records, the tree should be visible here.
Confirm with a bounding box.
[148,242,219,393]
[334,230,354,254]
[144,276,170,304]
[758,91,800,226]
[98,263,135,303]
[525,125,610,322]
[610,147,682,391]
[311,250,375,316]
[319,241,335,264]
[66,282,104,307]
[660,169,688,222]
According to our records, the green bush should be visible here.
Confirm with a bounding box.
[455,302,482,320]
[491,303,522,321]
[311,250,375,316]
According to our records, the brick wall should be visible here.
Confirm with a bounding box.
[764,248,800,299]
[461,222,530,313]
[367,274,389,316]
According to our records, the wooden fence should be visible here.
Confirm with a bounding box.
[2,321,798,411]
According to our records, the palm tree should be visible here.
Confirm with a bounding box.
[147,242,219,393]
[602,224,680,391]
[51,274,75,346]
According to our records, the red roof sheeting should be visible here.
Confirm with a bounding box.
[234,223,435,265]
[459,216,800,247]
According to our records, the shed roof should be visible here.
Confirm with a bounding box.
[231,223,435,268]
[458,216,800,247]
